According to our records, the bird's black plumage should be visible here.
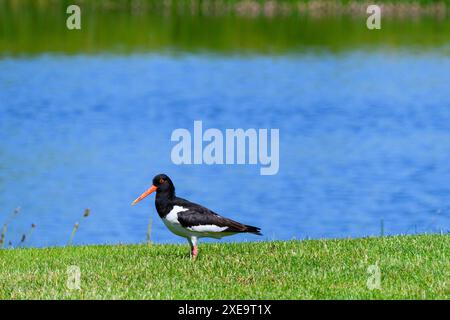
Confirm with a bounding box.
[152,174,262,235]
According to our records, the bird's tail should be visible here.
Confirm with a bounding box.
[244,225,262,236]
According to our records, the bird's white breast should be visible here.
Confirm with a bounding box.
[165,205,187,224]
[161,205,231,239]
[162,205,191,237]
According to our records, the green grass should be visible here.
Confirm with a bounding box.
[0,234,448,299]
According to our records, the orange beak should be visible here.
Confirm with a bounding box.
[131,185,157,206]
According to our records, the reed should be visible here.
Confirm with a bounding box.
[68,209,91,246]
[146,218,153,245]
[19,223,36,247]
[0,207,21,249]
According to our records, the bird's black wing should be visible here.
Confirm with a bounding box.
[173,197,261,234]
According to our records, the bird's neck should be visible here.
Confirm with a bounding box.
[155,190,175,218]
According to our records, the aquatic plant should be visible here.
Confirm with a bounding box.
[19,223,36,247]
[68,209,91,246]
[0,207,21,249]
[146,217,153,245]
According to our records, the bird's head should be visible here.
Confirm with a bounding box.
[131,173,175,206]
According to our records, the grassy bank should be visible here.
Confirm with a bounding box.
[2,0,450,55]
[0,234,448,299]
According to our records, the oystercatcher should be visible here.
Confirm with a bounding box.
[132,174,262,259]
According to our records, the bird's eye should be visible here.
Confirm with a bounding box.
[159,178,165,184]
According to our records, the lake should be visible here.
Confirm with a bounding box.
[1,2,449,247]
[1,51,449,247]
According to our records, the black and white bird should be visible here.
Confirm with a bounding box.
[132,174,261,259]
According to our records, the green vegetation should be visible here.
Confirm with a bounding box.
[0,234,448,299]
[1,0,450,55]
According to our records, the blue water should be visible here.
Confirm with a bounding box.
[0,51,449,247]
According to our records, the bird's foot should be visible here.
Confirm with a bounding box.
[191,246,198,260]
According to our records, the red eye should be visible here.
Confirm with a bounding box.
[159,178,164,184]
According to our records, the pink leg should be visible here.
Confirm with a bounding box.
[191,246,198,259]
